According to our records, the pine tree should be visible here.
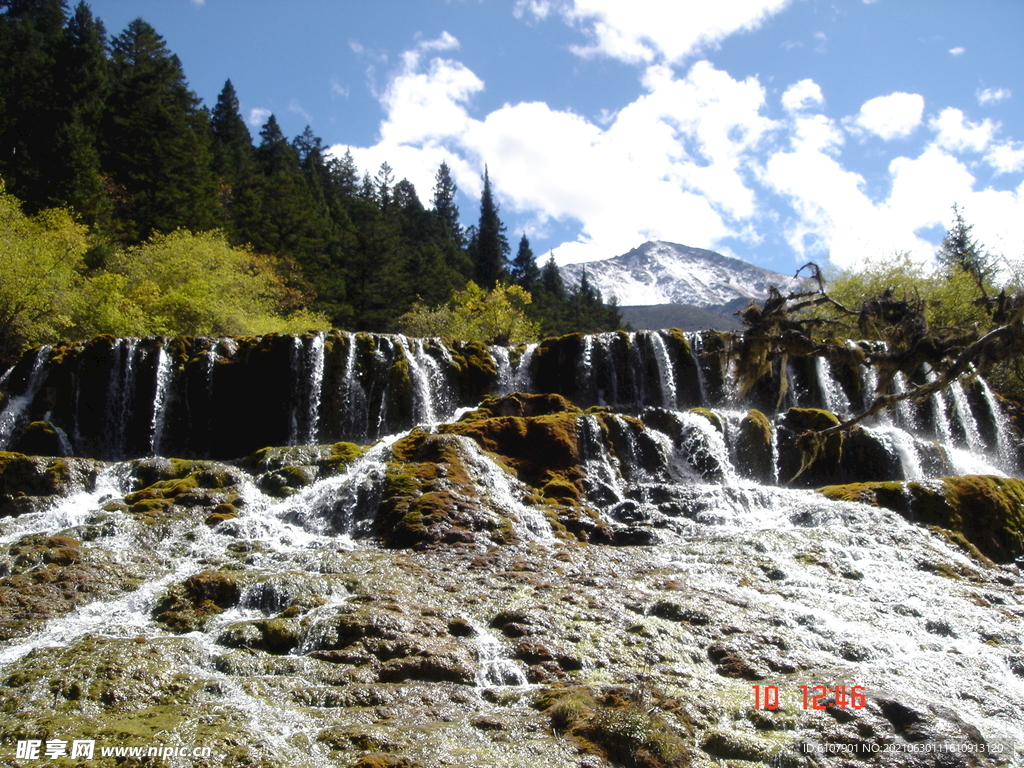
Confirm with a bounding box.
[938,204,994,301]
[471,166,508,287]
[103,18,220,240]
[431,161,462,245]
[540,253,565,299]
[0,0,68,210]
[236,114,327,265]
[210,79,254,184]
[374,162,394,214]
[511,233,540,289]
[430,160,470,278]
[51,1,111,228]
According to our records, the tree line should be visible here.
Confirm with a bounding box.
[0,0,621,364]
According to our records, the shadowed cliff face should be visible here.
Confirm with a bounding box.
[0,335,1022,767]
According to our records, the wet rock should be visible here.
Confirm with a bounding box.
[0,452,101,516]
[10,421,67,457]
[819,475,1024,563]
[702,729,776,762]
[153,569,244,632]
[736,409,774,483]
[377,645,475,685]
[776,407,843,487]
[376,433,517,548]
[707,643,767,680]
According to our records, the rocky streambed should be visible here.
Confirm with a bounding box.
[1,393,1022,767]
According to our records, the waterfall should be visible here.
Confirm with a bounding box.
[513,342,537,393]
[287,333,326,445]
[466,619,528,687]
[891,371,917,430]
[816,356,851,417]
[649,331,678,409]
[0,344,51,448]
[977,378,1017,469]
[305,332,326,444]
[490,345,514,395]
[148,343,174,456]
[949,378,984,455]
[395,336,446,427]
[689,332,710,406]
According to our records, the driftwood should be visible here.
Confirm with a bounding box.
[731,263,1024,478]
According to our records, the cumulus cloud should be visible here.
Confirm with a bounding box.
[986,142,1024,175]
[781,79,824,114]
[930,108,996,153]
[519,0,793,64]
[335,33,1024,271]
[247,107,272,129]
[848,92,924,140]
[978,87,1011,106]
[949,46,965,56]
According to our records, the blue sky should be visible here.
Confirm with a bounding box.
[85,0,1024,276]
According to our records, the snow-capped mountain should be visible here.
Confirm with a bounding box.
[561,240,795,308]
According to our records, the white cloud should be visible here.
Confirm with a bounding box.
[949,46,965,56]
[930,108,996,153]
[978,87,1011,106]
[247,107,272,128]
[415,31,460,53]
[848,92,924,140]
[986,142,1024,175]
[335,35,1024,272]
[781,79,824,114]
[521,0,793,64]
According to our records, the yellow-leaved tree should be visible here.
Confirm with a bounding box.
[397,281,540,344]
[99,230,328,337]
[0,181,90,362]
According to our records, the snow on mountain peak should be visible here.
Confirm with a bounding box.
[560,241,795,308]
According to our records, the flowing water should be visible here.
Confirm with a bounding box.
[0,331,1021,766]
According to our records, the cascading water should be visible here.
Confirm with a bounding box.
[0,344,51,446]
[148,343,174,455]
[1,329,1022,767]
[490,345,514,396]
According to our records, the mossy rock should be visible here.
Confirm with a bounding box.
[440,397,583,494]
[0,452,101,516]
[688,407,723,433]
[153,569,244,632]
[736,409,774,483]
[10,421,66,457]
[777,407,843,487]
[818,474,1024,563]
[377,433,508,548]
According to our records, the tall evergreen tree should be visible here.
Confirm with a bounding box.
[938,204,994,301]
[210,79,253,183]
[0,0,68,210]
[51,1,110,228]
[431,161,462,245]
[539,253,565,299]
[470,166,508,287]
[236,114,327,266]
[103,18,220,240]
[510,233,540,289]
[430,160,470,278]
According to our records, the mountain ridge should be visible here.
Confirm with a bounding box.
[561,240,795,308]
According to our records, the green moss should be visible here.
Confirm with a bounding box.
[818,475,1024,563]
[736,409,774,483]
[541,685,693,768]
[688,408,723,433]
[323,441,365,475]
